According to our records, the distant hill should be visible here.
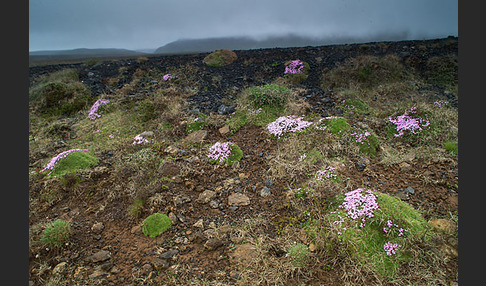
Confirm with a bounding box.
[29,48,147,64]
[154,32,411,54]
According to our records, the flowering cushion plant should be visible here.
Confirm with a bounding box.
[329,189,430,276]
[284,60,306,75]
[283,59,310,84]
[267,115,313,138]
[207,142,243,166]
[162,74,175,81]
[388,106,430,137]
[350,130,380,157]
[38,149,90,175]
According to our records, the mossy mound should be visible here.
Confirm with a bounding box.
[46,151,99,178]
[142,213,172,238]
[330,191,429,277]
[40,219,71,248]
[29,69,92,117]
[203,49,237,67]
[244,84,292,108]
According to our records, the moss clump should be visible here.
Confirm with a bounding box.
[324,117,350,137]
[142,213,172,238]
[40,219,71,248]
[47,151,99,178]
[321,54,409,90]
[29,69,91,117]
[244,84,292,108]
[203,49,237,67]
[425,55,458,87]
[329,191,429,277]
[287,243,310,267]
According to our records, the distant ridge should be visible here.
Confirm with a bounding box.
[154,32,411,54]
[29,48,147,63]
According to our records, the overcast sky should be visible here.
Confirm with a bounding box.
[29,0,458,52]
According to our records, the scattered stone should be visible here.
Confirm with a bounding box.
[110,266,120,274]
[95,262,113,272]
[91,222,104,234]
[218,125,230,136]
[197,190,216,204]
[52,262,68,276]
[164,145,180,155]
[204,238,225,250]
[184,129,208,143]
[152,258,170,272]
[193,218,204,229]
[168,212,179,225]
[228,193,250,206]
[395,191,409,201]
[399,162,412,172]
[219,224,232,234]
[130,224,142,234]
[355,161,366,171]
[141,263,153,274]
[88,269,108,280]
[203,228,217,239]
[260,187,271,197]
[88,250,111,263]
[403,186,415,195]
[264,179,273,187]
[174,194,192,206]
[209,200,219,209]
[309,243,317,252]
[218,104,235,115]
[159,249,179,259]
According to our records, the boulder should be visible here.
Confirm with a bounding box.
[184,129,208,143]
[228,193,250,206]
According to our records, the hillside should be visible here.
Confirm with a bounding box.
[28,37,458,285]
[153,32,411,54]
[29,48,148,65]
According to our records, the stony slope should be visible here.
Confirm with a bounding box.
[28,37,458,285]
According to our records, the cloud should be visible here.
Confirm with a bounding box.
[29,0,458,51]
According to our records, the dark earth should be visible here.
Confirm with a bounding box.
[29,37,458,285]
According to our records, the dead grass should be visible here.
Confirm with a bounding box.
[321,54,413,90]
[267,125,360,184]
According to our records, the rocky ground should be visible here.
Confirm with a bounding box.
[28,37,458,285]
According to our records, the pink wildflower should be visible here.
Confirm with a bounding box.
[284,60,305,74]
[163,74,175,81]
[339,188,379,228]
[388,107,430,137]
[384,241,401,256]
[267,115,313,138]
[88,99,110,120]
[207,142,234,164]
